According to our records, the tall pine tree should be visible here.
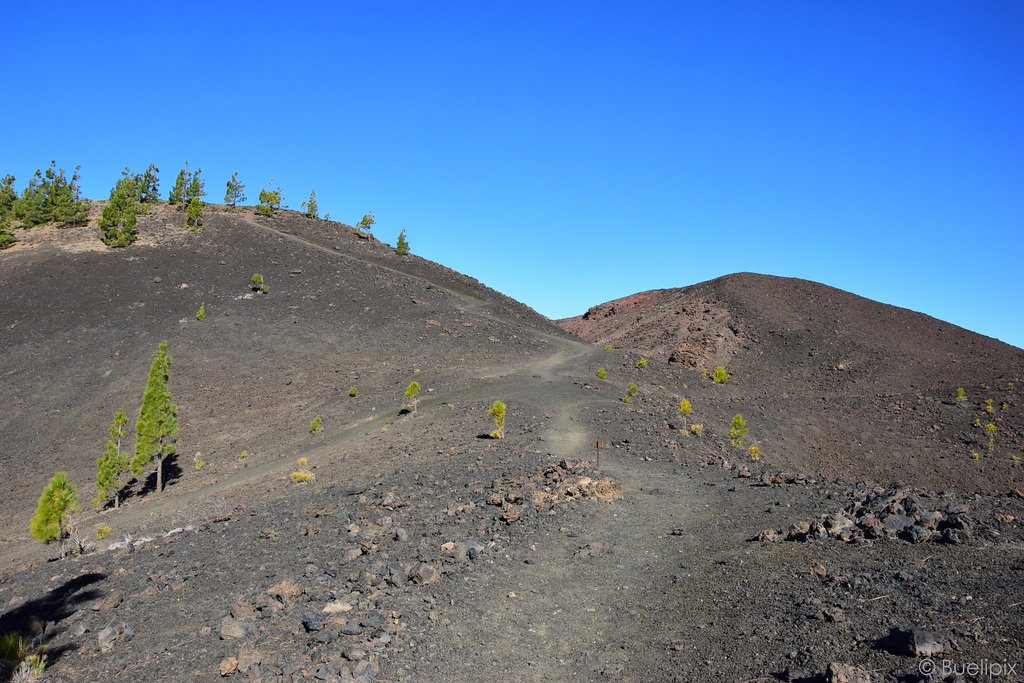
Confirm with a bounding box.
[131,341,178,493]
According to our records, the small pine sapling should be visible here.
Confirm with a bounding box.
[636,357,648,368]
[94,409,131,509]
[196,302,206,321]
[185,196,204,230]
[251,273,269,293]
[310,417,322,434]
[30,472,79,558]
[986,422,997,452]
[749,445,760,461]
[291,458,314,483]
[356,211,375,237]
[596,367,607,379]
[712,366,731,384]
[302,189,318,218]
[690,424,703,436]
[193,452,204,471]
[985,398,994,414]
[621,382,639,403]
[729,414,748,446]
[405,381,421,413]
[604,345,613,351]
[489,400,506,439]
[395,228,410,255]
[678,399,692,429]
[349,386,358,397]
[954,387,968,406]
[95,524,112,540]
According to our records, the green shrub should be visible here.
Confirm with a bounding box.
[712,366,730,384]
[310,417,322,434]
[728,414,748,446]
[596,367,607,379]
[95,524,112,540]
[489,400,506,439]
[251,274,269,293]
[636,357,647,368]
[395,228,410,255]
[604,345,613,351]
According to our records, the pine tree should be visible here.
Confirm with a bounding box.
[13,161,88,227]
[257,180,282,216]
[395,229,410,255]
[98,174,140,247]
[356,211,375,237]
[138,164,160,204]
[489,400,506,439]
[131,341,179,493]
[31,471,79,558]
[186,196,204,230]
[94,409,131,509]
[301,189,318,218]
[168,163,190,206]
[224,172,246,209]
[729,414,748,446]
[185,168,206,205]
[405,381,420,414]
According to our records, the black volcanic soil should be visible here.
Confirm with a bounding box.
[2,216,1023,683]
[559,274,1024,493]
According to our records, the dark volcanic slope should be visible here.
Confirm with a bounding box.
[0,204,574,555]
[559,273,1024,491]
[2,221,1024,683]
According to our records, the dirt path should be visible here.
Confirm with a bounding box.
[389,344,749,682]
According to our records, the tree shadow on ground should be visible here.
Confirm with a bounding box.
[0,572,106,681]
[135,453,183,497]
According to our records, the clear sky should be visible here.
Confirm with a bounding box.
[4,2,1022,348]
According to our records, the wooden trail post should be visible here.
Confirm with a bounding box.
[594,440,602,468]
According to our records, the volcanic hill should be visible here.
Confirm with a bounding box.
[1,210,1022,683]
[559,273,1024,491]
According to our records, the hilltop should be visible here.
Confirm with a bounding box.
[559,273,1024,492]
[1,213,1022,683]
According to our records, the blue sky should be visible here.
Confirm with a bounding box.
[4,2,1023,348]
